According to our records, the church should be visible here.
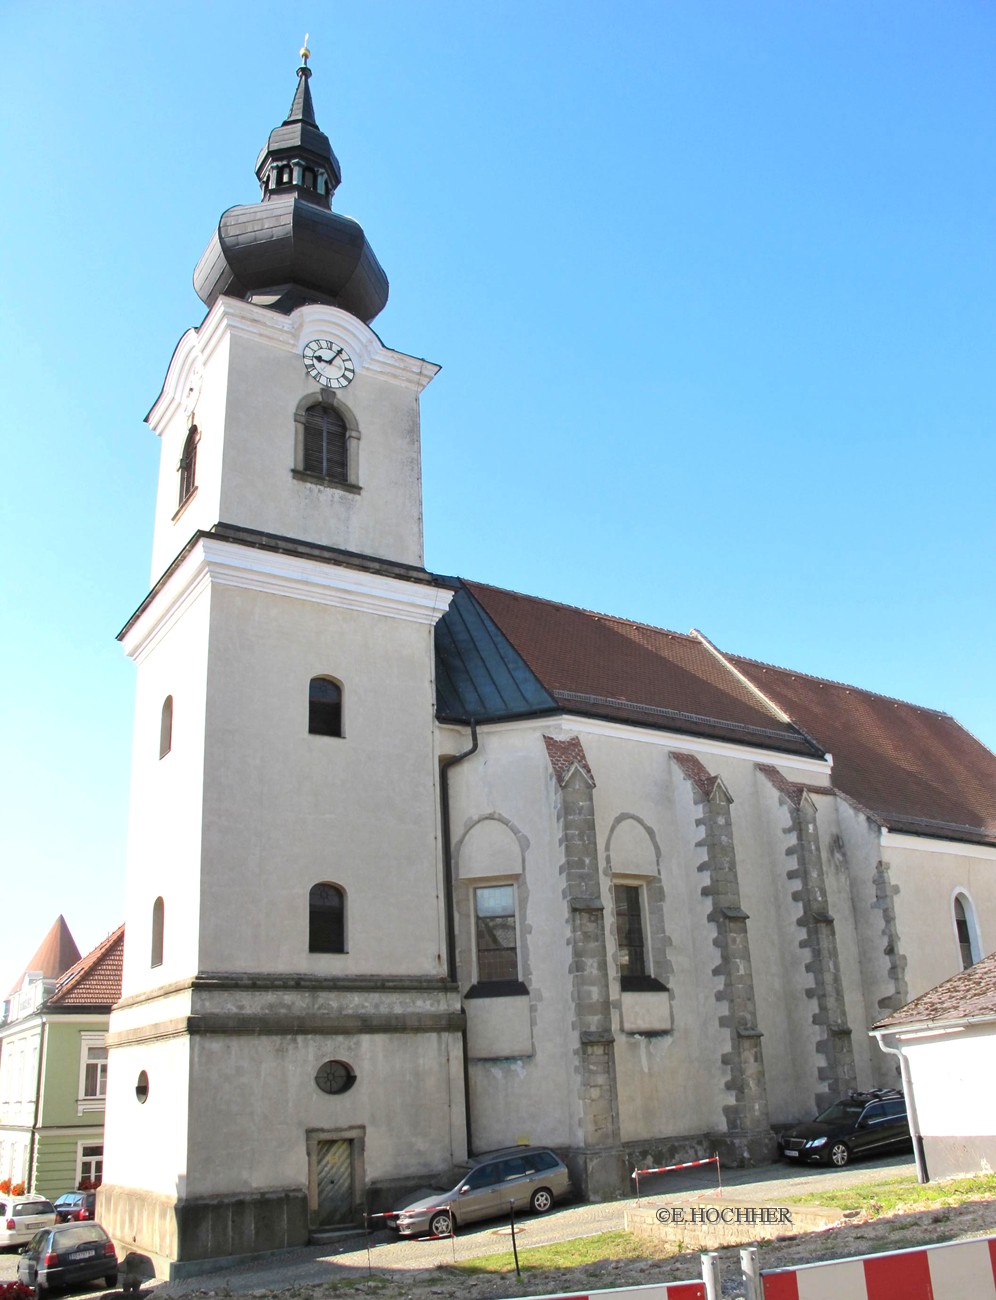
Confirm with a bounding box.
[100,50,996,1276]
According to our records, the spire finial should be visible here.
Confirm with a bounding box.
[300,34,310,67]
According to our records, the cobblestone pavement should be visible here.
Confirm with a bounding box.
[0,1155,916,1295]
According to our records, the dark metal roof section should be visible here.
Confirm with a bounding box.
[193,43,389,321]
[435,585,559,723]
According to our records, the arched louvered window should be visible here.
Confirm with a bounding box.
[309,677,342,737]
[954,894,981,970]
[309,883,346,954]
[303,405,348,482]
[151,897,164,968]
[160,696,173,759]
[178,427,197,506]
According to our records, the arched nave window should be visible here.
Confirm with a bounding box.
[954,893,981,970]
[309,677,343,737]
[310,883,346,954]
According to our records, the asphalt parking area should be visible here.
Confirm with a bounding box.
[0,1154,916,1296]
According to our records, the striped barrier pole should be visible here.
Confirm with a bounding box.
[761,1234,996,1299]
[630,1154,722,1206]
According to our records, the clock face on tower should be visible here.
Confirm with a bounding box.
[303,338,355,389]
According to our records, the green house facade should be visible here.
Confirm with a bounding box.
[0,922,123,1198]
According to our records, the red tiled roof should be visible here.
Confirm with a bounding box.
[875,949,996,1030]
[729,656,996,846]
[457,581,996,849]
[7,916,81,996]
[464,583,817,756]
[48,925,124,1009]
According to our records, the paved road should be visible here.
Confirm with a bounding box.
[0,1154,916,1295]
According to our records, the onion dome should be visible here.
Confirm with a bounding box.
[194,42,389,321]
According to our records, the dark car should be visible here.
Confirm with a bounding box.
[17,1222,118,1295]
[778,1088,912,1168]
[53,1192,97,1223]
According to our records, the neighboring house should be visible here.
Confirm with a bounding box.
[99,53,996,1277]
[873,949,996,1182]
[0,922,123,1198]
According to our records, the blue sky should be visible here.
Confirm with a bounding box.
[1,1,993,997]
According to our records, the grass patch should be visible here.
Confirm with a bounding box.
[792,1173,996,1217]
[449,1231,676,1275]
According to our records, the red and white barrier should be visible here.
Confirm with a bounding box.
[762,1234,996,1299]
[631,1154,721,1203]
[498,1282,705,1300]
[632,1157,718,1178]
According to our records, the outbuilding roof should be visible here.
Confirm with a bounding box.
[874,949,996,1031]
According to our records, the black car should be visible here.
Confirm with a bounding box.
[53,1192,97,1223]
[18,1222,118,1295]
[778,1088,912,1168]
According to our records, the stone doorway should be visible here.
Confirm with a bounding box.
[307,1127,364,1229]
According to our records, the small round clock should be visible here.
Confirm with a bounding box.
[303,339,355,389]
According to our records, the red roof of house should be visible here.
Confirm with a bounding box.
[7,916,81,996]
[48,925,124,1010]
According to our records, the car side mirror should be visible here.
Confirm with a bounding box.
[459,1185,470,1195]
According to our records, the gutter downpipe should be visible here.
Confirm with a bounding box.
[875,1032,928,1183]
[440,720,479,1157]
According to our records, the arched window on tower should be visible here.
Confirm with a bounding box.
[178,426,198,507]
[160,696,173,759]
[309,883,346,953]
[309,677,342,737]
[151,897,165,968]
[954,893,981,969]
[303,404,348,482]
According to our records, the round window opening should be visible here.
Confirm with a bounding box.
[136,1070,150,1104]
[315,1060,355,1095]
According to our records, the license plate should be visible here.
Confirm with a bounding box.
[69,1250,96,1260]
[783,1150,798,1158]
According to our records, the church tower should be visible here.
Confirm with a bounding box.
[102,49,464,1275]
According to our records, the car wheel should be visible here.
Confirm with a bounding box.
[530,1187,554,1214]
[105,1273,118,1289]
[828,1141,850,1168]
[428,1210,453,1237]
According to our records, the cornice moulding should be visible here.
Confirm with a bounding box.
[479,713,833,774]
[123,537,453,663]
[881,831,996,860]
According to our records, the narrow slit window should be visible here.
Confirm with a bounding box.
[151,897,164,968]
[309,677,342,737]
[160,696,173,759]
[310,883,345,953]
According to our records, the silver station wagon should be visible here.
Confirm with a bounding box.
[393,1146,571,1237]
